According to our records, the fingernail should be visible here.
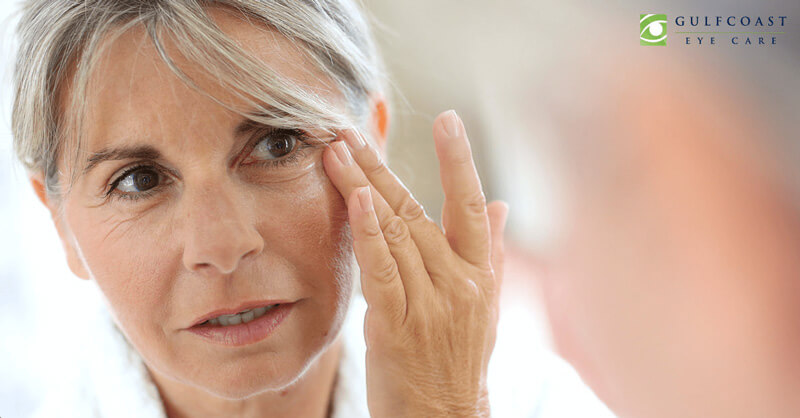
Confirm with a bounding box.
[442,110,461,137]
[358,187,373,213]
[347,130,367,149]
[334,141,353,166]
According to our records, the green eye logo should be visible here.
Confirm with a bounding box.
[640,14,667,46]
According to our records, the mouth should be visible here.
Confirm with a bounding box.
[187,301,296,347]
[189,300,293,328]
[195,304,280,327]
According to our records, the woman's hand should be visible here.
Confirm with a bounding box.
[322,110,509,418]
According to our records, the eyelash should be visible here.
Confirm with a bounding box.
[105,163,163,202]
[105,128,319,202]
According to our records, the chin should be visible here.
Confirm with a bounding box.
[207,362,304,399]
[188,346,320,400]
[193,312,348,400]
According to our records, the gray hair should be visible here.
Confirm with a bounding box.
[11,0,386,198]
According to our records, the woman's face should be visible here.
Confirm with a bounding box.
[49,9,356,398]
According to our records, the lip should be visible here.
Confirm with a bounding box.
[186,302,295,347]
[188,299,294,328]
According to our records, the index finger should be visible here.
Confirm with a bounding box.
[341,129,456,277]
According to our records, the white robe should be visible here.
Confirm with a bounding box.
[31,295,614,418]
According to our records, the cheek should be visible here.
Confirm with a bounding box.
[264,164,353,304]
[65,202,179,355]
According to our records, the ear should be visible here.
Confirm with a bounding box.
[368,92,390,158]
[30,173,90,280]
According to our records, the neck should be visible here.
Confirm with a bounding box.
[149,338,343,418]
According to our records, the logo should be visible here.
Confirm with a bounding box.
[641,14,668,46]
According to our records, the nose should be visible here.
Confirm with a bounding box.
[180,180,264,275]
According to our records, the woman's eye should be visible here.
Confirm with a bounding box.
[250,131,300,161]
[115,167,160,193]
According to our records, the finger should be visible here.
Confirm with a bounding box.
[486,200,509,293]
[341,129,455,276]
[483,201,508,363]
[323,140,435,301]
[348,186,407,323]
[322,140,395,228]
[435,110,491,269]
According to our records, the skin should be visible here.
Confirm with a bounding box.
[31,6,508,418]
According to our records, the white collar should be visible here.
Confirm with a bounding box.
[34,296,370,418]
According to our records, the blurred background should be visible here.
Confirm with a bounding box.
[1,0,798,416]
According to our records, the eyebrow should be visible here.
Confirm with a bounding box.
[81,115,275,176]
[83,145,162,176]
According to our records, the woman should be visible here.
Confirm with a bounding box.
[12,0,509,417]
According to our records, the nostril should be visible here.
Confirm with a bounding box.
[191,262,220,274]
[242,248,260,262]
[192,260,238,276]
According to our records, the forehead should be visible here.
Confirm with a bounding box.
[73,7,338,152]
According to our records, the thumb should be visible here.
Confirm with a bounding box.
[486,200,509,290]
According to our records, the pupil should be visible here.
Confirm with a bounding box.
[134,169,157,191]
[267,135,295,157]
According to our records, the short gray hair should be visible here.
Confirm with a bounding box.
[11,0,385,198]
